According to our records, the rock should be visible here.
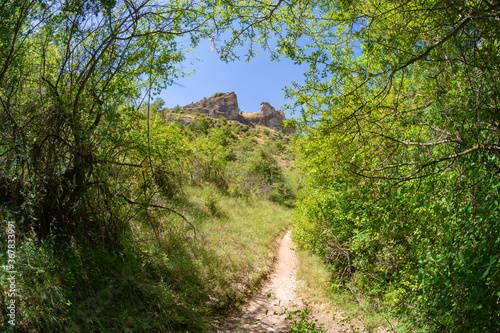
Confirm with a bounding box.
[177,92,293,132]
[182,92,240,120]
[260,102,286,130]
[244,102,288,131]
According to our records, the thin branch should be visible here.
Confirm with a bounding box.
[349,143,500,181]
[367,130,462,146]
[118,194,197,239]
[390,14,472,78]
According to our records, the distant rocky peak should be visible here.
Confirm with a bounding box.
[183,92,239,120]
[260,102,284,119]
[180,92,291,132]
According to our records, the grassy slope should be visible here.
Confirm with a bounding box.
[1,118,295,332]
[180,186,293,313]
[2,187,293,332]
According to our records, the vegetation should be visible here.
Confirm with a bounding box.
[0,186,293,332]
[296,248,392,332]
[2,0,499,332]
[215,1,499,332]
[0,98,295,331]
[0,1,296,329]
[277,301,326,333]
[207,0,500,331]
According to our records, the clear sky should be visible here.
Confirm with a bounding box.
[159,38,307,119]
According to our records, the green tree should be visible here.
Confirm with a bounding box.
[0,0,215,240]
[208,1,500,331]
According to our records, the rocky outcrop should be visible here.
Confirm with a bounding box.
[182,92,240,120]
[245,102,286,130]
[178,92,290,131]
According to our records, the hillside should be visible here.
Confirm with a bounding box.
[3,2,499,332]
[0,103,299,332]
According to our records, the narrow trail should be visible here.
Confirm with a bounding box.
[213,230,340,333]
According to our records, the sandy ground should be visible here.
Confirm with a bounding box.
[212,230,343,333]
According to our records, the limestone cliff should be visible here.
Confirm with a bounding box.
[244,102,286,130]
[178,92,290,132]
[182,92,240,120]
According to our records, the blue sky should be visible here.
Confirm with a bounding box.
[160,38,307,119]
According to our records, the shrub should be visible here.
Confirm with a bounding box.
[268,179,296,208]
[153,166,183,199]
[238,150,297,206]
[245,151,280,186]
[237,137,255,152]
[274,141,284,152]
[262,128,270,136]
[210,126,234,148]
[172,105,183,113]
[188,117,211,134]
[212,92,224,98]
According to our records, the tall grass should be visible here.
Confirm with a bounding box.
[1,186,293,332]
[180,186,293,309]
[294,248,394,333]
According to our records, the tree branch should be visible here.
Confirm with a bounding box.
[118,194,196,239]
[390,14,472,78]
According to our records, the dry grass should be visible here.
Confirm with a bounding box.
[185,186,293,298]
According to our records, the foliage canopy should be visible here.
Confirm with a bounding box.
[216,1,500,331]
[1,0,499,331]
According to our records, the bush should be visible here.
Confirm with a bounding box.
[269,179,296,208]
[283,119,296,130]
[240,150,296,206]
[246,151,277,179]
[294,159,500,332]
[153,166,183,199]
[210,126,233,148]
[237,137,255,152]
[274,140,284,152]
[212,92,224,98]
[262,128,270,136]
[188,117,211,134]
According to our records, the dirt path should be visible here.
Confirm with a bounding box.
[212,230,340,333]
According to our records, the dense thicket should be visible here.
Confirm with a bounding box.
[2,0,499,331]
[0,0,210,242]
[265,1,500,331]
[205,0,500,330]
